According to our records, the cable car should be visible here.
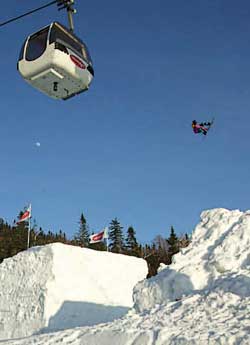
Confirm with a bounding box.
[18,21,94,100]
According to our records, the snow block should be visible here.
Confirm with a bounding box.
[0,243,147,340]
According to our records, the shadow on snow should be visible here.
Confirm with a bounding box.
[39,301,130,334]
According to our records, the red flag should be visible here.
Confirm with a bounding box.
[17,205,31,224]
[89,228,108,244]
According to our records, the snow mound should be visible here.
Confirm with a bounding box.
[0,243,147,340]
[133,208,250,312]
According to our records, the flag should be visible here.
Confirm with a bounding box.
[17,204,32,224]
[89,227,108,244]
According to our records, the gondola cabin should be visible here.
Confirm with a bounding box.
[18,22,94,100]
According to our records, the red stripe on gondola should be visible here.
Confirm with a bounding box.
[70,55,86,69]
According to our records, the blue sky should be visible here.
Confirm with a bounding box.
[1,0,250,243]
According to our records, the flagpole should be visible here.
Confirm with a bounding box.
[27,203,31,249]
[27,217,30,249]
[106,227,109,252]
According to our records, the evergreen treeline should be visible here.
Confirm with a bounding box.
[0,213,190,278]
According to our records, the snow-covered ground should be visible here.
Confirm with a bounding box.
[2,208,250,344]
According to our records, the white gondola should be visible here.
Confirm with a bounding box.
[18,21,94,100]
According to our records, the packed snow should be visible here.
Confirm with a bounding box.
[2,208,250,344]
[133,208,250,312]
[0,243,147,341]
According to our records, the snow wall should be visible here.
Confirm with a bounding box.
[0,243,148,340]
[133,208,250,312]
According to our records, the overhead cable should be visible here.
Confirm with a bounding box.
[0,0,57,28]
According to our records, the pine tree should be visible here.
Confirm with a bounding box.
[74,213,90,247]
[0,218,4,231]
[13,210,30,253]
[167,225,179,256]
[125,226,139,256]
[108,218,124,253]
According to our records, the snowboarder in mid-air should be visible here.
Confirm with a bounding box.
[192,120,212,136]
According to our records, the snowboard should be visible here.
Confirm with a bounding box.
[202,117,215,137]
